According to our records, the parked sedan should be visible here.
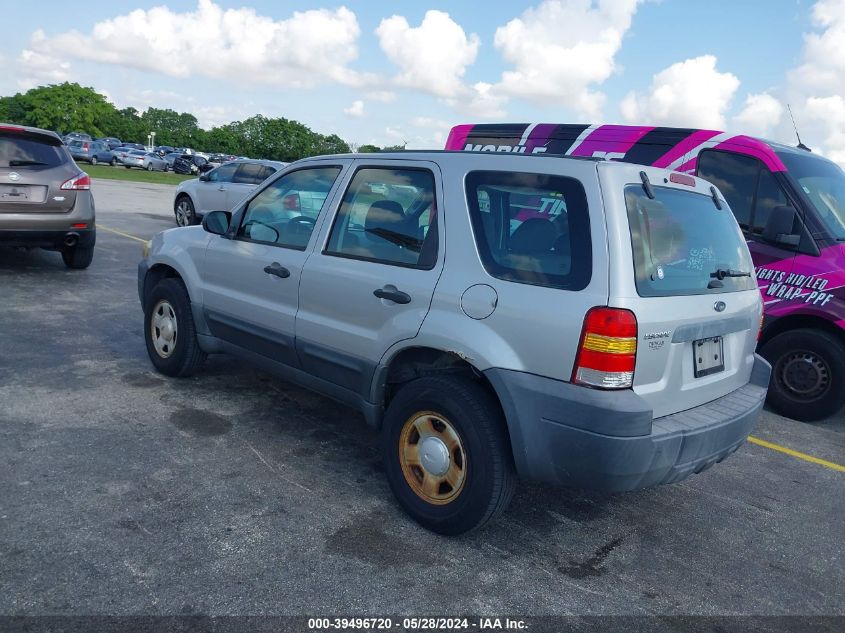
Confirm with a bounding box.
[68,139,117,166]
[122,150,169,171]
[173,159,287,226]
[172,154,209,176]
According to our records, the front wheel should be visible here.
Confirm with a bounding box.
[761,328,845,421]
[143,278,206,377]
[174,196,196,227]
[111,157,118,167]
[382,375,516,535]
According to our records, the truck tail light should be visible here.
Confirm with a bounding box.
[572,307,638,389]
[61,172,91,190]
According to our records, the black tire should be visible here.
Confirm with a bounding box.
[760,328,845,421]
[382,375,516,535]
[146,163,154,171]
[125,165,131,169]
[90,156,98,166]
[61,244,94,269]
[143,278,206,377]
[111,157,118,167]
[174,195,196,227]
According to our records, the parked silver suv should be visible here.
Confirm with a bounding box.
[138,152,770,534]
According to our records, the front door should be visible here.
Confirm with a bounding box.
[296,162,444,397]
[200,164,347,366]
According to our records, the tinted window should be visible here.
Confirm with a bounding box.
[625,185,756,297]
[0,132,67,168]
[697,150,759,228]
[465,170,591,290]
[778,150,845,241]
[260,166,277,180]
[753,168,793,233]
[207,163,238,183]
[233,162,266,185]
[325,168,438,269]
[237,167,341,250]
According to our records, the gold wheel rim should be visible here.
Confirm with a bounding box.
[399,411,466,505]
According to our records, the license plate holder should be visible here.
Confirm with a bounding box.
[694,336,724,378]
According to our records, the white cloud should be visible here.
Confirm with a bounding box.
[16,30,71,88]
[620,55,740,129]
[790,0,845,96]
[733,93,784,137]
[411,117,452,129]
[492,0,642,118]
[376,10,480,99]
[802,95,845,165]
[17,0,371,90]
[344,100,365,117]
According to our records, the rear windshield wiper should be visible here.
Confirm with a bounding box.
[710,268,752,280]
[9,160,48,166]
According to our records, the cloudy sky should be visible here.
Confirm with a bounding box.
[2,0,845,164]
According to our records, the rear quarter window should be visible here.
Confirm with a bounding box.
[465,170,592,290]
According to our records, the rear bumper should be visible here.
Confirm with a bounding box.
[485,354,771,492]
[0,228,95,249]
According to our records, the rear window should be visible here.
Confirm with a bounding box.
[465,170,592,290]
[625,185,756,296]
[0,132,67,168]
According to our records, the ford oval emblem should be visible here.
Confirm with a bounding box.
[714,301,726,312]
[8,172,21,181]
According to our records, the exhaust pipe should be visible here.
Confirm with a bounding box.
[64,233,79,248]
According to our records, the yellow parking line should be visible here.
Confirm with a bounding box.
[97,224,148,244]
[747,435,845,473]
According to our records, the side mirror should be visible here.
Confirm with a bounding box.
[199,173,209,182]
[202,211,231,236]
[762,205,800,247]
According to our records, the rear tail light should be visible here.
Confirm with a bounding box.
[573,307,638,389]
[82,143,89,151]
[61,172,91,190]
[669,172,696,187]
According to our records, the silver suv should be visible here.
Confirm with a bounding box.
[138,152,770,534]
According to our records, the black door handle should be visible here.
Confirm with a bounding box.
[373,286,411,304]
[263,263,290,278]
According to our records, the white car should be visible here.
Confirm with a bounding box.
[172,159,287,226]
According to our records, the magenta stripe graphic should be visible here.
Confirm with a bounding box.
[653,129,722,168]
[712,136,787,172]
[569,125,655,157]
[445,124,473,150]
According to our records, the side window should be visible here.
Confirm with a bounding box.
[260,166,277,180]
[236,166,341,250]
[753,168,794,234]
[697,150,759,228]
[325,167,438,269]
[207,163,238,183]
[465,171,591,290]
[234,162,266,185]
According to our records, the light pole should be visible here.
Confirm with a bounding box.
[150,131,156,151]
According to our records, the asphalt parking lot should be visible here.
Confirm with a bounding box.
[1,179,843,618]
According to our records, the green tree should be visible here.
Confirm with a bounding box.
[16,82,115,135]
[358,144,381,153]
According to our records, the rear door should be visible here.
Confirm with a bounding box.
[199,162,348,367]
[295,160,443,396]
[600,164,762,418]
[0,128,77,214]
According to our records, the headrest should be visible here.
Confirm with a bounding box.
[365,200,406,234]
[510,218,557,253]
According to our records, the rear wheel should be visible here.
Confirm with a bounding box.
[90,156,98,166]
[175,196,196,227]
[61,244,94,269]
[147,163,154,171]
[761,328,845,421]
[144,278,206,377]
[382,375,516,535]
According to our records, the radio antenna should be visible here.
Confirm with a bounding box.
[787,104,811,152]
